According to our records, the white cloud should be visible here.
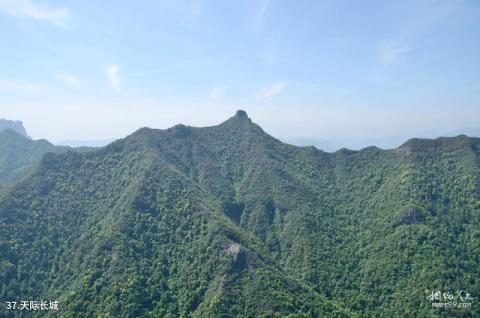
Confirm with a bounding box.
[255,81,286,103]
[0,0,70,27]
[58,73,84,89]
[0,78,43,94]
[106,64,120,92]
[378,40,412,66]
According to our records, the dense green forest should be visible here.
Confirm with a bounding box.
[0,111,478,317]
[0,129,69,191]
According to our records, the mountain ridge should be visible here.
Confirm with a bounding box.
[0,111,478,317]
[0,115,351,317]
[120,111,480,156]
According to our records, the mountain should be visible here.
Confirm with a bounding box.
[448,127,480,138]
[0,129,94,191]
[1,111,478,317]
[0,119,28,137]
[0,129,71,191]
[287,127,480,152]
[284,137,340,152]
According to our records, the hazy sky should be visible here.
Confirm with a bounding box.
[0,0,479,146]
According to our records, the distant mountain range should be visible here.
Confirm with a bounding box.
[55,139,115,148]
[0,111,478,317]
[287,127,480,151]
[2,116,476,151]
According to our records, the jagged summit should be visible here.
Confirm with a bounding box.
[234,109,249,119]
[125,110,258,146]
[222,110,254,128]
[0,118,28,137]
[118,112,480,158]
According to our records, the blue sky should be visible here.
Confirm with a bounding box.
[0,0,479,148]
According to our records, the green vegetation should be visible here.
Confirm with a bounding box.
[0,111,478,317]
[0,129,94,191]
[0,129,69,191]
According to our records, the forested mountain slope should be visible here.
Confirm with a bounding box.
[0,129,95,191]
[0,129,70,191]
[0,111,478,317]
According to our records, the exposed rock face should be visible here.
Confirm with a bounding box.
[226,242,248,271]
[0,119,28,137]
[227,243,241,256]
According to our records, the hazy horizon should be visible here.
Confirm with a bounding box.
[1,0,479,146]
[2,112,479,152]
